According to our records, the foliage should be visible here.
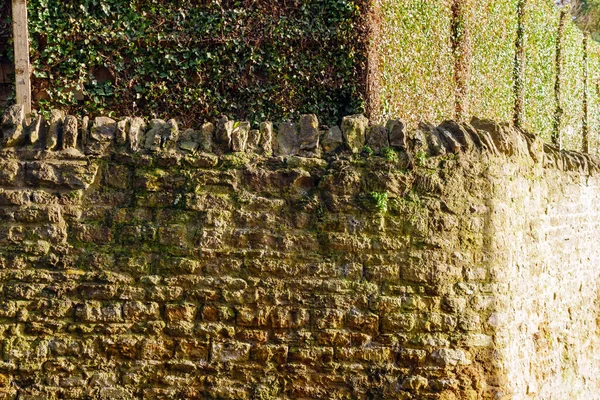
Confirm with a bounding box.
[378,0,455,127]
[362,145,374,157]
[560,18,585,150]
[523,0,559,142]
[26,0,370,126]
[415,149,427,167]
[468,0,518,122]
[382,147,398,162]
[370,191,388,213]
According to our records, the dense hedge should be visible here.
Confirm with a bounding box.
[27,0,371,126]
[377,0,455,128]
[468,0,518,122]
[523,0,559,142]
[588,40,600,153]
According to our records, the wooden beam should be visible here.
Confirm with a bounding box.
[12,0,31,116]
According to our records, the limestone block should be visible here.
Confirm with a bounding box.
[162,119,179,151]
[178,129,199,153]
[299,114,319,151]
[199,122,214,153]
[231,121,250,152]
[46,109,66,150]
[246,129,261,153]
[366,124,389,154]
[276,122,299,156]
[259,121,273,156]
[62,115,78,150]
[387,119,406,149]
[341,114,368,153]
[128,117,147,152]
[1,104,26,147]
[215,116,233,154]
[321,126,343,153]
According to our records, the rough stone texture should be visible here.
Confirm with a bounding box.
[231,121,250,152]
[276,122,299,156]
[0,110,598,399]
[259,121,273,156]
[299,114,319,152]
[366,124,389,154]
[215,116,233,155]
[62,115,78,150]
[321,126,343,153]
[387,119,407,150]
[1,105,25,147]
[128,117,147,152]
[46,110,65,151]
[341,114,368,153]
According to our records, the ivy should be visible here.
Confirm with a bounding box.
[26,0,370,126]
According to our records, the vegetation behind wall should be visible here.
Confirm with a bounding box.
[26,0,371,126]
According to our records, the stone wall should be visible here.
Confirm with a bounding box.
[0,106,598,399]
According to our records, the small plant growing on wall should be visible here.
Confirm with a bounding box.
[370,191,388,213]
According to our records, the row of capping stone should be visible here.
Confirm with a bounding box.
[1,104,598,173]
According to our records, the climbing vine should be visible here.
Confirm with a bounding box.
[27,0,370,126]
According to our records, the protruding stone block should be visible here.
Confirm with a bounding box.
[46,109,66,151]
[246,129,261,153]
[178,129,199,153]
[162,119,179,151]
[27,114,43,145]
[321,126,343,153]
[91,116,116,142]
[128,117,147,152]
[199,122,214,153]
[259,122,273,156]
[366,124,389,154]
[299,114,319,151]
[116,118,130,146]
[341,114,368,153]
[387,119,407,149]
[144,119,166,152]
[62,115,78,150]
[231,121,250,152]
[276,122,299,156]
[215,116,234,154]
[1,105,26,147]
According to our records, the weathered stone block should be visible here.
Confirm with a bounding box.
[318,126,341,154]
[246,129,261,153]
[162,119,179,151]
[259,121,273,156]
[199,122,214,153]
[165,303,197,323]
[232,121,250,152]
[387,119,406,149]
[62,115,78,150]
[276,122,299,156]
[211,341,251,363]
[46,109,66,150]
[341,114,368,153]
[299,114,319,151]
[128,117,147,152]
[144,119,167,152]
[215,116,234,154]
[366,124,389,154]
[1,104,26,147]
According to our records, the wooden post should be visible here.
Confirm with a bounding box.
[12,0,31,116]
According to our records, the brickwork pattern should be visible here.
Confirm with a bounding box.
[0,106,598,399]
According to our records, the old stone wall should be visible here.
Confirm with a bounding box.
[0,106,598,399]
